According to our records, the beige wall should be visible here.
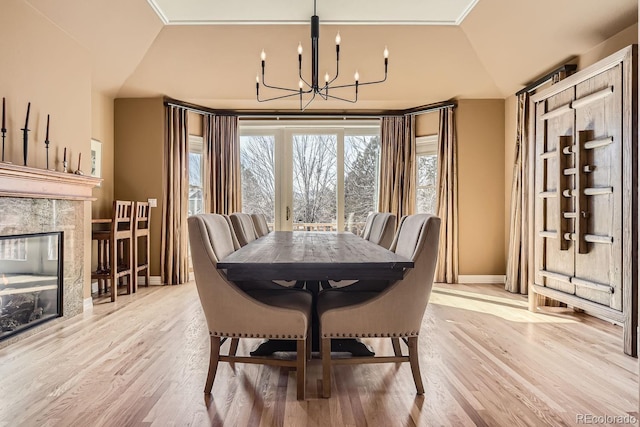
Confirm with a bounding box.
[415,110,439,136]
[0,0,95,298]
[457,99,505,275]
[114,98,165,278]
[91,91,115,218]
[503,23,637,268]
[0,0,91,169]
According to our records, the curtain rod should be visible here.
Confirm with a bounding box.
[515,64,577,96]
[164,96,456,118]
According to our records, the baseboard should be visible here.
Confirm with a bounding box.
[83,297,93,312]
[457,275,506,284]
[148,276,162,285]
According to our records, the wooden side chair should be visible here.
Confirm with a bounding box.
[132,201,151,292]
[91,224,111,295]
[107,200,134,301]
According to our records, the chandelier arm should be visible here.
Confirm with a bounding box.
[260,79,301,93]
[328,73,387,90]
[258,91,306,102]
[301,91,318,111]
[324,92,358,103]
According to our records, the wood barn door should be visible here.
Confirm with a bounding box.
[530,46,636,356]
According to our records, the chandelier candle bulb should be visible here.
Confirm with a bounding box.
[354,71,359,82]
[298,43,303,55]
[335,32,341,45]
[260,49,266,61]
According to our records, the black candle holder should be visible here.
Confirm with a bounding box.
[1,126,6,163]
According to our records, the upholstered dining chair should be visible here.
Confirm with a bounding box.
[317,214,441,398]
[229,212,258,247]
[188,214,312,400]
[361,212,376,240]
[251,213,270,237]
[365,212,396,249]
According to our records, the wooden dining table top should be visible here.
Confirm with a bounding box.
[217,231,413,282]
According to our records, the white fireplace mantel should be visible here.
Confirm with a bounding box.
[0,162,101,200]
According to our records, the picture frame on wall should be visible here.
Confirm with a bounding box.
[90,138,102,186]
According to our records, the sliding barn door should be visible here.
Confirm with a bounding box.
[573,65,623,310]
[529,45,636,356]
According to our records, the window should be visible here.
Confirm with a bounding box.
[239,120,380,232]
[188,135,204,216]
[416,135,438,214]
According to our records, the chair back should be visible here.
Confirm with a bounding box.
[251,213,270,237]
[229,212,258,246]
[134,201,150,234]
[366,213,396,249]
[321,214,440,336]
[361,212,376,240]
[112,200,134,236]
[188,214,309,337]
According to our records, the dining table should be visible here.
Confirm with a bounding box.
[217,231,414,356]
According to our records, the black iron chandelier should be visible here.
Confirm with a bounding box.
[255,0,389,111]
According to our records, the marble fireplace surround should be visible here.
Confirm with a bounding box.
[0,163,100,347]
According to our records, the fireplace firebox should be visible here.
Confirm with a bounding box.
[0,232,63,340]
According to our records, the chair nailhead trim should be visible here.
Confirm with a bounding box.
[212,332,303,339]
[321,332,420,338]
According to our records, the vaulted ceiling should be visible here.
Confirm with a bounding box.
[25,0,638,110]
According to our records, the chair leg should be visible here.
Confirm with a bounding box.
[228,337,239,370]
[205,335,221,394]
[296,339,306,400]
[391,337,402,357]
[408,336,424,395]
[321,337,331,398]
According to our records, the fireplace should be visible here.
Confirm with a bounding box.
[0,232,63,340]
[0,162,100,346]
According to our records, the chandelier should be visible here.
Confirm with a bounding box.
[255,0,389,111]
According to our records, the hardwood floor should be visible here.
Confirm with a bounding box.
[0,282,637,426]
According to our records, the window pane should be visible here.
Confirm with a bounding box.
[188,152,203,216]
[292,134,337,231]
[417,154,437,187]
[416,153,437,214]
[240,135,275,227]
[344,135,379,234]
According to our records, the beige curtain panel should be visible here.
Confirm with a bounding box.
[204,115,242,215]
[378,115,416,218]
[434,107,459,284]
[161,106,190,285]
[505,93,530,294]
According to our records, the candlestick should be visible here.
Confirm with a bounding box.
[44,114,50,170]
[1,97,5,163]
[74,152,84,175]
[21,102,30,166]
[24,102,30,129]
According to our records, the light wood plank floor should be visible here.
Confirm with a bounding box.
[0,282,637,426]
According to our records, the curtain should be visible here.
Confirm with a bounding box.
[505,93,530,294]
[434,107,459,284]
[203,115,242,214]
[378,115,416,218]
[161,106,190,285]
